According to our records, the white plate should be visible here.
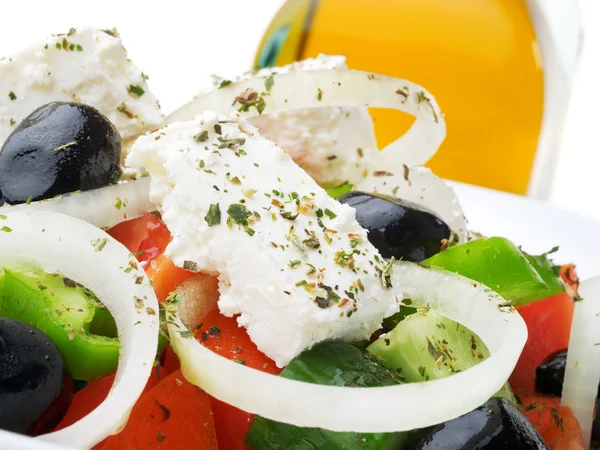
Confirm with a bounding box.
[451,181,600,280]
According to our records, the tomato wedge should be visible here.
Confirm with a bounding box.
[518,392,585,450]
[55,366,167,432]
[146,253,194,303]
[510,266,579,391]
[195,309,281,450]
[107,213,171,263]
[101,370,218,450]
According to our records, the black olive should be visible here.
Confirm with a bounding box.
[402,398,548,449]
[535,350,568,397]
[0,318,65,434]
[0,102,121,205]
[338,191,451,262]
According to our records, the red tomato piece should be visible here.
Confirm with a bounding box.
[162,344,181,375]
[101,370,218,450]
[510,266,579,391]
[146,253,195,303]
[55,366,167,432]
[107,213,171,263]
[210,398,254,450]
[195,309,281,450]
[194,309,281,375]
[518,392,585,450]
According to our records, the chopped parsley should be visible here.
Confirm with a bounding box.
[183,260,198,271]
[194,130,209,142]
[324,208,337,220]
[8,91,16,101]
[127,84,145,97]
[264,75,274,92]
[91,238,108,252]
[205,203,221,227]
[227,203,252,226]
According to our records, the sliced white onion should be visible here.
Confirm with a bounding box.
[1,177,153,229]
[169,261,526,433]
[562,275,600,449]
[0,211,159,449]
[167,69,445,170]
[357,166,468,242]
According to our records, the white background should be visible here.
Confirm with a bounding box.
[0,0,598,221]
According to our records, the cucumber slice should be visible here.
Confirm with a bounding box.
[368,307,516,402]
[369,308,489,382]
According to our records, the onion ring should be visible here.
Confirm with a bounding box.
[169,261,526,433]
[562,275,600,449]
[167,69,445,170]
[2,178,153,229]
[0,211,159,448]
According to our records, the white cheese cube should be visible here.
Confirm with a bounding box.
[0,27,163,146]
[127,111,399,366]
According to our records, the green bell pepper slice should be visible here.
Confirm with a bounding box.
[0,268,119,380]
[422,237,565,307]
[245,341,407,450]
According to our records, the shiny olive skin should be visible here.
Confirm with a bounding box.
[0,102,121,205]
[0,318,65,434]
[535,350,567,397]
[402,398,548,450]
[338,191,451,262]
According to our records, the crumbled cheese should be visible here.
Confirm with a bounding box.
[0,27,163,147]
[127,111,399,366]
[223,55,378,188]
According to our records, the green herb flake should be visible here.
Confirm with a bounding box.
[1,226,12,233]
[218,80,232,88]
[289,260,302,269]
[127,84,145,97]
[194,130,209,142]
[324,208,337,220]
[91,238,108,252]
[183,260,198,271]
[205,203,221,227]
[117,102,134,119]
[317,88,323,101]
[280,211,299,221]
[256,97,266,114]
[115,197,123,210]
[25,195,33,205]
[227,203,252,226]
[264,75,274,92]
[8,91,16,101]
[178,330,193,339]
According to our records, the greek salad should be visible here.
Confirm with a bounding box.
[0,28,598,450]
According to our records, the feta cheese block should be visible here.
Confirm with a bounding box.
[127,111,399,366]
[226,55,378,188]
[0,27,163,146]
